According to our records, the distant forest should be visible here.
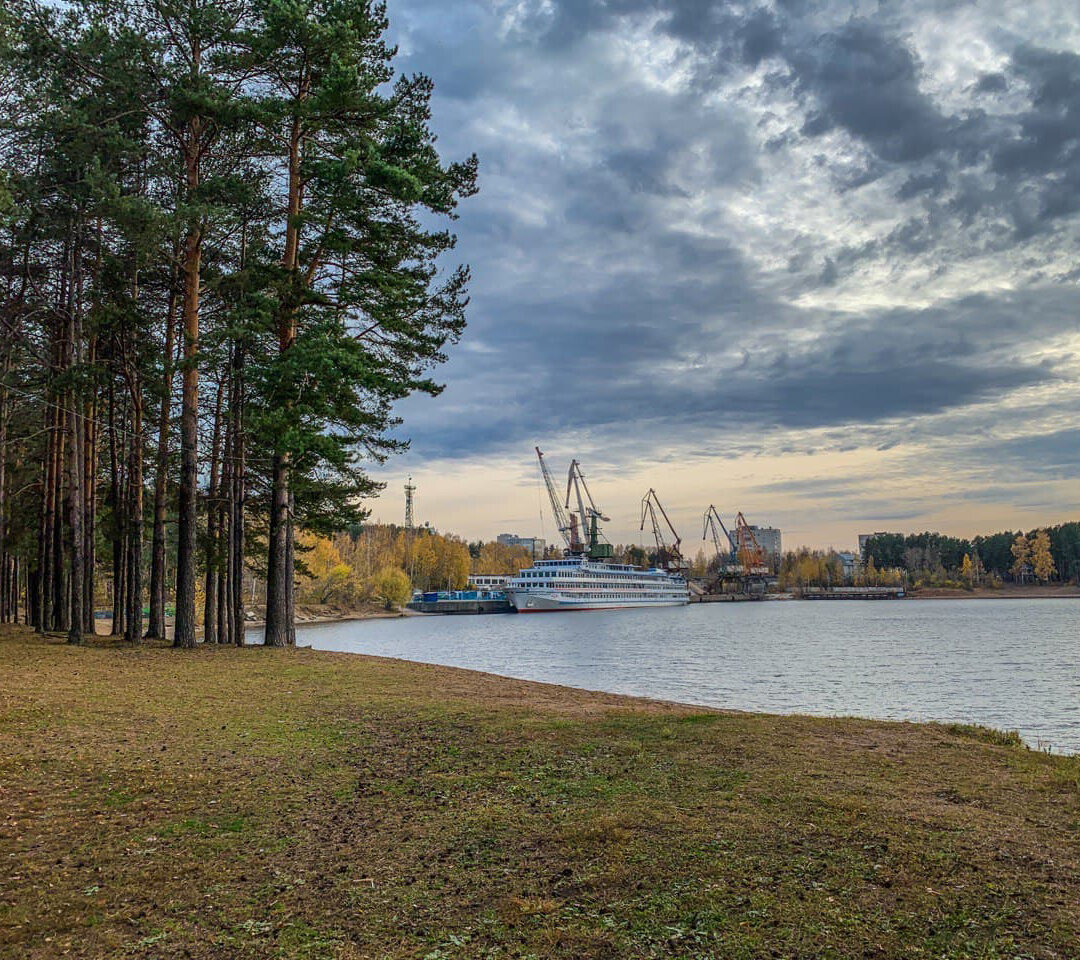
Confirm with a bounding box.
[863,523,1080,584]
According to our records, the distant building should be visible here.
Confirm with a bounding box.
[748,526,782,563]
[837,551,864,583]
[468,574,508,590]
[497,533,546,559]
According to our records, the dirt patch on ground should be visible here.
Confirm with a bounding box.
[1,626,1078,959]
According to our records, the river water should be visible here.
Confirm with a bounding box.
[289,599,1080,754]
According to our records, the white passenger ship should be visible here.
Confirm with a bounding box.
[505,449,691,612]
[505,555,689,612]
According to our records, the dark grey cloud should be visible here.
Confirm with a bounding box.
[971,430,1080,479]
[788,19,954,164]
[379,0,1080,512]
[974,72,1008,95]
[395,280,1071,461]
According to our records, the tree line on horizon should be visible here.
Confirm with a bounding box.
[862,523,1078,587]
[291,520,1079,603]
[0,0,476,645]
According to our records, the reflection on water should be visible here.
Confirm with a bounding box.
[276,599,1080,753]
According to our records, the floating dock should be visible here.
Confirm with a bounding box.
[407,590,514,615]
[801,587,905,600]
[407,598,513,614]
[691,593,769,603]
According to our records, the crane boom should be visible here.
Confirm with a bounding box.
[536,447,572,549]
[733,511,768,573]
[563,458,613,558]
[566,460,590,553]
[641,488,685,569]
[703,504,734,562]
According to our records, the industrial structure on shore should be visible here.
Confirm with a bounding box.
[501,450,690,611]
[404,450,786,610]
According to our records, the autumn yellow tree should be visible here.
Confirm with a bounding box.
[960,553,974,585]
[1011,534,1031,583]
[863,556,878,586]
[472,541,528,575]
[296,534,357,604]
[372,567,412,610]
[432,537,471,590]
[1031,529,1056,582]
[409,535,439,588]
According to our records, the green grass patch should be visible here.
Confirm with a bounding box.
[1,625,1078,959]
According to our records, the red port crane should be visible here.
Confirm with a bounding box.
[733,512,769,574]
[703,505,769,578]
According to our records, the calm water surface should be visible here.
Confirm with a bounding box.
[286,599,1080,753]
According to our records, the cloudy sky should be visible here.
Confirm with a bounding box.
[367,0,1080,550]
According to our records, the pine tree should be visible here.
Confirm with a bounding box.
[0,0,475,643]
[246,0,477,646]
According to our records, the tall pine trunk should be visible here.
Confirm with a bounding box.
[264,455,290,646]
[263,114,304,647]
[173,128,202,649]
[124,387,144,643]
[216,407,229,647]
[147,270,179,640]
[0,358,8,623]
[66,393,84,645]
[52,392,67,632]
[108,378,124,636]
[65,227,84,645]
[36,404,54,632]
[229,342,246,646]
[203,377,224,644]
[83,336,97,634]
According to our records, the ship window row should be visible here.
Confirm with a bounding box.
[520,581,680,592]
[521,571,660,581]
[533,596,684,601]
[558,594,678,600]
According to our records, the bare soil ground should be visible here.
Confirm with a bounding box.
[1,625,1078,959]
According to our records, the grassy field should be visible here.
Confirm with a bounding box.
[1,626,1078,959]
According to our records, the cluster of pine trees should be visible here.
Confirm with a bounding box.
[0,0,476,646]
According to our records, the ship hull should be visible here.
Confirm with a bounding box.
[505,591,688,612]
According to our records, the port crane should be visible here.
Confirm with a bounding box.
[733,512,769,574]
[536,447,573,550]
[566,459,613,558]
[641,488,686,571]
[703,504,739,573]
[535,448,613,559]
[702,505,770,593]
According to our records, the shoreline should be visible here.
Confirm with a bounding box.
[906,585,1080,600]
[89,604,413,638]
[87,589,1080,638]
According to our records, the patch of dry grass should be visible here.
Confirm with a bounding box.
[0,625,1078,959]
